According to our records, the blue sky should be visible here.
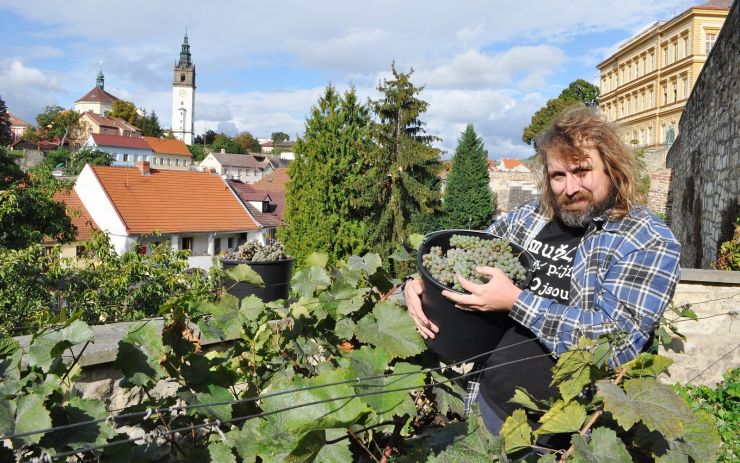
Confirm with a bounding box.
[0,0,701,158]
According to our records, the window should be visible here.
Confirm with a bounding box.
[663,46,668,65]
[683,77,689,98]
[648,89,654,108]
[705,33,717,54]
[76,246,87,258]
[214,238,221,255]
[662,85,668,105]
[672,83,677,102]
[152,157,157,165]
[180,73,186,82]
[181,237,193,251]
[648,126,653,144]
[684,37,690,56]
[184,160,189,167]
[650,52,655,71]
[228,237,235,249]
[167,158,172,166]
[175,159,180,166]
[123,153,129,162]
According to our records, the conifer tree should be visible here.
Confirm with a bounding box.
[0,95,12,146]
[280,86,373,264]
[441,124,494,229]
[360,64,442,260]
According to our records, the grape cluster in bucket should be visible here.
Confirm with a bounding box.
[421,234,527,291]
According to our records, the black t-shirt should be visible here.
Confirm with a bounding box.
[480,218,585,421]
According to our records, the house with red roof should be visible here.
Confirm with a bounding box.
[83,133,153,167]
[144,137,193,171]
[226,180,285,238]
[73,162,263,268]
[48,189,101,259]
[8,113,31,141]
[497,158,530,173]
[71,112,142,147]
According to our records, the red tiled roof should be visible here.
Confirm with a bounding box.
[227,180,284,226]
[91,133,150,150]
[695,0,732,10]
[252,167,290,190]
[82,112,140,134]
[53,189,99,241]
[144,137,192,157]
[8,113,31,127]
[502,159,523,169]
[90,165,257,234]
[75,86,119,104]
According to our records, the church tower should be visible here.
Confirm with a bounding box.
[171,32,195,145]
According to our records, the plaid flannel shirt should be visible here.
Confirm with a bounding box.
[463,201,681,417]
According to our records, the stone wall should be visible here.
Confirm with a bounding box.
[666,0,739,268]
[489,171,539,213]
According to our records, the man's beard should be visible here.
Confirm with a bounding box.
[554,189,616,228]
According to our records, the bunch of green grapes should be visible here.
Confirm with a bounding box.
[224,240,289,262]
[421,234,527,291]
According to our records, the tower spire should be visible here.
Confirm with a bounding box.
[96,61,104,89]
[178,29,192,67]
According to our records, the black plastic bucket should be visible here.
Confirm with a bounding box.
[416,229,534,362]
[220,258,294,303]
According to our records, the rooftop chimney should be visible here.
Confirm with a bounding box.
[135,161,151,176]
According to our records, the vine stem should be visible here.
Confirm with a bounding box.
[380,414,409,463]
[559,368,627,462]
[349,428,380,463]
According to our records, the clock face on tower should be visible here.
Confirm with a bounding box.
[179,90,186,97]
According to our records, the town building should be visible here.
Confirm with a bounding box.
[49,189,100,260]
[597,0,731,158]
[71,112,142,147]
[74,66,119,116]
[144,136,193,171]
[83,133,153,167]
[496,158,531,173]
[199,151,274,183]
[226,180,284,241]
[72,163,262,268]
[171,33,195,145]
[8,113,31,141]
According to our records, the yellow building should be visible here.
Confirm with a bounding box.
[597,0,731,156]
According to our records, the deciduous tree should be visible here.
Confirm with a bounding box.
[211,133,241,154]
[271,131,290,144]
[280,86,373,264]
[522,79,599,147]
[442,124,494,229]
[234,131,261,153]
[360,64,443,260]
[110,100,138,125]
[35,106,80,147]
[0,147,74,249]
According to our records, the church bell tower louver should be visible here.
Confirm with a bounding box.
[171,32,195,145]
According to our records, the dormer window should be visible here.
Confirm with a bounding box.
[262,201,269,212]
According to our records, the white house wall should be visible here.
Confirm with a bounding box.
[74,165,130,253]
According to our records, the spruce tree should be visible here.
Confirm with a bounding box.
[0,96,14,146]
[360,64,442,261]
[279,86,373,264]
[442,124,494,230]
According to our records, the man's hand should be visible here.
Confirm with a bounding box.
[404,279,439,339]
[441,266,522,312]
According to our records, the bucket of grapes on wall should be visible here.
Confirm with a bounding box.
[417,229,534,362]
[220,241,294,303]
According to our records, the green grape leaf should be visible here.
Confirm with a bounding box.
[408,234,424,251]
[239,295,265,322]
[285,430,325,463]
[305,252,328,268]
[500,408,532,453]
[328,279,358,302]
[48,397,116,448]
[536,453,558,463]
[227,419,260,462]
[622,353,674,378]
[0,348,22,397]
[654,445,689,463]
[597,378,692,439]
[207,441,237,463]
[315,429,352,463]
[536,400,586,436]
[357,362,424,425]
[427,413,500,463]
[571,427,632,463]
[262,368,371,433]
[672,409,720,463]
[256,409,301,460]
[336,291,367,316]
[223,263,264,286]
[0,400,16,437]
[28,320,94,372]
[116,321,168,387]
[508,387,546,412]
[197,296,243,340]
[355,301,425,359]
[180,383,234,421]
[591,339,612,367]
[14,394,51,445]
[390,244,414,262]
[550,349,593,402]
[292,266,332,298]
[334,318,356,340]
[431,371,466,416]
[0,337,21,358]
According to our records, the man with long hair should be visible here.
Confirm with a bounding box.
[405,104,681,445]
